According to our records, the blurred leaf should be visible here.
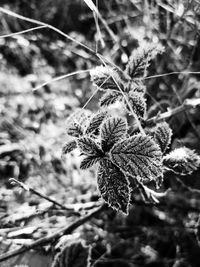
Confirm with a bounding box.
[163,147,200,175]
[67,123,84,138]
[52,241,91,267]
[62,140,77,154]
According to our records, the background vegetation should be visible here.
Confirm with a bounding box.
[0,0,200,266]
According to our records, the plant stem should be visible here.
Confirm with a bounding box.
[145,98,200,125]
[0,204,106,262]
[9,178,73,212]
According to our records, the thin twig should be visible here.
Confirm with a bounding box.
[0,7,96,56]
[0,204,106,262]
[145,98,200,125]
[0,25,46,38]
[144,71,200,80]
[9,178,73,212]
[33,69,92,91]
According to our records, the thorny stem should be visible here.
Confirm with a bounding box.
[145,98,200,125]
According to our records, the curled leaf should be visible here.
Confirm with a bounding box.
[126,80,146,94]
[85,110,107,135]
[101,116,127,152]
[97,159,130,214]
[67,122,84,138]
[109,134,163,182]
[77,137,103,156]
[163,147,200,175]
[90,66,124,91]
[99,90,122,107]
[62,140,77,154]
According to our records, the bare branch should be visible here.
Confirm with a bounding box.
[0,204,106,262]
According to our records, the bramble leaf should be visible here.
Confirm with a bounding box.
[151,122,172,153]
[85,111,107,135]
[90,66,124,91]
[52,240,91,267]
[62,140,77,154]
[97,159,130,214]
[109,134,163,182]
[100,116,127,152]
[77,137,103,156]
[80,155,101,169]
[126,80,146,94]
[99,90,122,107]
[67,122,84,138]
[127,92,146,118]
[163,147,200,175]
[125,43,164,78]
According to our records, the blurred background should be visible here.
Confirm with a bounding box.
[0,1,200,266]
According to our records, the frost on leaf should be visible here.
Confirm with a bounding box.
[127,92,146,118]
[52,240,91,267]
[62,140,77,154]
[97,159,130,214]
[109,134,163,182]
[151,122,172,153]
[125,43,164,78]
[126,80,146,94]
[77,137,103,156]
[85,110,108,135]
[100,116,127,152]
[66,109,91,136]
[163,147,200,175]
[90,66,124,91]
[80,155,101,169]
[67,122,84,138]
[99,90,122,107]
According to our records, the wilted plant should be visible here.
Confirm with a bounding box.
[62,43,200,214]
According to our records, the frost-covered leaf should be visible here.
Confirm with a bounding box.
[126,92,146,118]
[151,122,172,153]
[97,159,130,214]
[163,147,200,175]
[62,140,77,154]
[109,134,163,182]
[77,137,103,156]
[85,111,107,135]
[126,80,146,94]
[80,155,101,169]
[52,240,91,267]
[99,90,122,107]
[125,43,164,78]
[90,66,124,91]
[101,116,127,152]
[67,122,84,138]
[66,109,91,136]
